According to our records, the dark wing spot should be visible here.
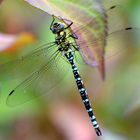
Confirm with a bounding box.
[125,27,133,30]
[110,5,117,10]
[9,90,14,96]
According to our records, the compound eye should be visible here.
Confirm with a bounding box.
[53,23,60,28]
[52,29,57,33]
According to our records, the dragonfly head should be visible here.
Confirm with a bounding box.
[51,22,65,34]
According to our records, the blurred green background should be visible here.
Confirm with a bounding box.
[0,0,140,140]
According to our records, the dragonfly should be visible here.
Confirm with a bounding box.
[0,3,138,137]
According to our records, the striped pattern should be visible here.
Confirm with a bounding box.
[65,51,101,136]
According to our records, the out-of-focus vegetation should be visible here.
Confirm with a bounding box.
[0,0,140,140]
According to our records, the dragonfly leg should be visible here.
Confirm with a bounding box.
[58,16,73,29]
[50,15,56,31]
[69,33,78,39]
[72,45,79,51]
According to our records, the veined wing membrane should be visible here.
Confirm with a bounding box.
[6,50,70,106]
[63,4,140,66]
[106,4,134,34]
[106,27,140,59]
[73,27,140,66]
[0,41,57,80]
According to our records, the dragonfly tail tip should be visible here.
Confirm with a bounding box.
[95,128,102,136]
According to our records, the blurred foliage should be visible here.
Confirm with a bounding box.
[0,0,140,140]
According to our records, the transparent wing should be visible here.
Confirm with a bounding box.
[0,41,57,80]
[104,27,140,59]
[66,4,139,78]
[6,50,70,106]
[73,27,140,66]
[55,4,131,79]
